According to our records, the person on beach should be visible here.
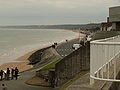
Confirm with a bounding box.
[52,44,55,48]
[6,68,10,80]
[11,68,14,80]
[14,67,19,80]
[0,70,4,80]
[4,70,7,80]
[1,84,7,90]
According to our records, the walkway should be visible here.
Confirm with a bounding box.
[56,38,79,58]
[0,69,57,90]
[65,73,107,90]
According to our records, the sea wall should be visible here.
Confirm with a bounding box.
[30,42,90,87]
[55,41,90,87]
[28,46,51,64]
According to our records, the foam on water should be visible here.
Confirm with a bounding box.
[0,29,78,65]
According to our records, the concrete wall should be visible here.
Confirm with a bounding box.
[55,41,90,87]
[109,6,120,22]
[112,23,117,30]
[109,6,120,31]
[116,22,120,31]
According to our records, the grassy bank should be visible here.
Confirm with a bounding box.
[41,58,61,70]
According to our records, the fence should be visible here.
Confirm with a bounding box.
[90,35,120,84]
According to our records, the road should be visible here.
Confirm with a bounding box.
[56,38,79,58]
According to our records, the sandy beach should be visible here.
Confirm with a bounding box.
[0,32,85,72]
[0,50,36,72]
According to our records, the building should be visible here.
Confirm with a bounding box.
[101,17,112,31]
[109,6,120,31]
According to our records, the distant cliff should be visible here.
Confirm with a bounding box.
[0,24,100,31]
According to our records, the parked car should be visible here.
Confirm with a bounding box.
[72,44,81,50]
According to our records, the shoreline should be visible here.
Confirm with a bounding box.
[0,46,50,72]
[0,32,85,72]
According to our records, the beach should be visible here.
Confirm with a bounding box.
[0,50,35,72]
[0,29,85,72]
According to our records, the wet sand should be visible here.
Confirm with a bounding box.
[0,45,53,72]
[0,50,37,72]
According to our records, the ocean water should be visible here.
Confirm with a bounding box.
[0,29,78,65]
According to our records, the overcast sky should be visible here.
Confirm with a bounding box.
[0,0,119,25]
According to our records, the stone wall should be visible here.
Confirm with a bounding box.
[55,41,90,87]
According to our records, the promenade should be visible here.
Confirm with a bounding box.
[0,69,57,90]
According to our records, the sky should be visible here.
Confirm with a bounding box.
[0,0,119,25]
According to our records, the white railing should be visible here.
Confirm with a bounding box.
[90,35,120,85]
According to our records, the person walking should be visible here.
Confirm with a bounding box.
[14,67,19,80]
[11,68,14,80]
[6,68,10,80]
[4,70,7,80]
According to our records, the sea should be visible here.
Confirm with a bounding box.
[0,28,78,65]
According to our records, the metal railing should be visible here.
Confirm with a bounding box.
[90,35,120,84]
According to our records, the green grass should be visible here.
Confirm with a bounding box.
[41,58,62,70]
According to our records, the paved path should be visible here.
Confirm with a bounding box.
[66,73,94,90]
[56,39,79,58]
[0,69,57,90]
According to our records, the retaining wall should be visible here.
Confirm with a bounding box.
[28,46,51,64]
[55,41,90,87]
